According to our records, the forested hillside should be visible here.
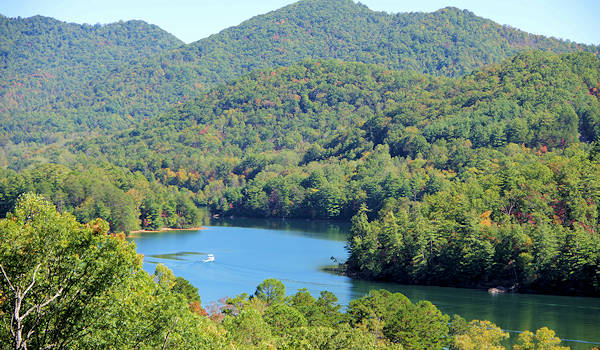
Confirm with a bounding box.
[0,162,203,232]
[83,0,600,127]
[1,0,598,145]
[56,51,599,217]
[16,51,590,295]
[1,2,599,347]
[1,1,599,297]
[0,15,183,143]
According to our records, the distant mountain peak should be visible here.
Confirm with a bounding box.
[1,0,597,142]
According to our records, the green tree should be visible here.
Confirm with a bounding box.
[264,303,308,335]
[347,290,411,337]
[254,278,286,305]
[383,300,450,350]
[513,327,569,350]
[173,276,201,303]
[0,193,217,349]
[154,263,176,290]
[224,308,273,347]
[453,320,509,350]
[0,193,139,349]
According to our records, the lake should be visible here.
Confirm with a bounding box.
[130,218,600,349]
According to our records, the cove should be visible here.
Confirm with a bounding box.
[130,218,600,350]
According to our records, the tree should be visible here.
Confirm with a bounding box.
[154,263,176,290]
[254,278,286,305]
[383,300,450,350]
[173,276,201,303]
[453,320,509,350]
[314,291,344,327]
[263,304,307,335]
[513,327,568,350]
[287,288,319,325]
[0,193,220,349]
[0,193,139,349]
[224,308,273,347]
[347,290,411,338]
[278,324,382,350]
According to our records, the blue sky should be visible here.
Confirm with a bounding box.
[1,0,598,45]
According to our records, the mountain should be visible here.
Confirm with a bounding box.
[51,51,598,216]
[0,15,183,75]
[0,15,183,143]
[2,0,598,145]
[85,0,598,121]
[7,51,597,295]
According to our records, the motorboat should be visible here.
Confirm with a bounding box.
[203,254,215,263]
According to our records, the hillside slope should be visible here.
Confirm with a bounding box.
[53,51,599,216]
[10,51,598,295]
[2,0,598,144]
[89,0,597,121]
[0,15,183,143]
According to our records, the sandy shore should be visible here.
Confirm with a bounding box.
[129,227,205,234]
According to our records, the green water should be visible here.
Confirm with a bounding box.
[130,218,600,349]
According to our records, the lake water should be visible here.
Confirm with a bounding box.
[130,218,600,349]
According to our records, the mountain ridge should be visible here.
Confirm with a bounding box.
[85,1,598,126]
[1,0,598,145]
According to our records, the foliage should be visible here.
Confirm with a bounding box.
[263,303,308,335]
[513,327,569,350]
[2,0,597,145]
[382,300,450,349]
[59,51,600,223]
[4,51,600,296]
[1,3,600,301]
[453,320,509,350]
[0,162,203,232]
[71,0,599,135]
[0,15,182,144]
[0,194,220,349]
[0,202,568,350]
[254,277,286,304]
[213,283,571,349]
[0,3,592,348]
[346,143,600,295]
[0,193,136,348]
[173,276,201,303]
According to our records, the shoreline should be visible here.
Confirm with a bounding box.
[129,227,205,234]
[320,264,600,298]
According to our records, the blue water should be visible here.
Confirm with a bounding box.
[130,219,600,350]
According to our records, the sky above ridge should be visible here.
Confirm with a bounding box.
[1,0,598,45]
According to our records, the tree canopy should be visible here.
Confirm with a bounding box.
[1,0,597,145]
[0,196,574,348]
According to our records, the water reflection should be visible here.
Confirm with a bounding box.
[211,217,351,241]
[149,251,206,260]
[130,218,600,350]
[350,280,600,348]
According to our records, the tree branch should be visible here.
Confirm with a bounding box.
[21,287,63,322]
[0,264,15,292]
[161,317,179,350]
[22,264,42,299]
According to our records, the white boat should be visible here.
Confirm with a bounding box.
[203,254,215,263]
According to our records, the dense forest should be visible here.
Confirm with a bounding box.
[1,50,597,296]
[0,162,203,232]
[1,1,599,347]
[2,49,599,295]
[0,15,183,144]
[92,0,597,123]
[51,52,600,216]
[1,0,598,145]
[0,195,571,349]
